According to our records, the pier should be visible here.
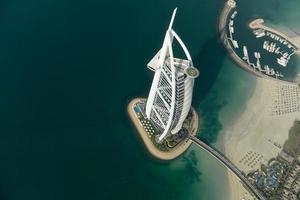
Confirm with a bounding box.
[189,135,266,200]
[219,0,265,79]
[249,19,300,51]
[219,0,300,85]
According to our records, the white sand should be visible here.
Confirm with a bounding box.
[221,77,300,199]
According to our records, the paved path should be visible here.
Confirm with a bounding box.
[189,136,266,200]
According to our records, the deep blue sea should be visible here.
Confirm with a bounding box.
[0,0,299,200]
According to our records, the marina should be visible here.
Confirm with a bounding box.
[220,1,300,83]
[219,3,300,197]
[227,14,239,49]
[249,21,299,80]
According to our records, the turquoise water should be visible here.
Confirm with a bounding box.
[0,0,298,200]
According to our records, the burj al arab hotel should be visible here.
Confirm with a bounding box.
[145,8,199,142]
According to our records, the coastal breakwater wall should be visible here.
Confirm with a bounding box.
[249,18,300,52]
[218,0,264,80]
[218,0,299,85]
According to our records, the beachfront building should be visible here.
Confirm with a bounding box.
[145,8,199,142]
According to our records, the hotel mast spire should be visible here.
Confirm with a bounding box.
[145,8,199,142]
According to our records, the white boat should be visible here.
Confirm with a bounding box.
[277,57,288,67]
[231,11,237,19]
[256,33,265,38]
[231,40,239,48]
[264,66,275,76]
[243,46,249,61]
[275,72,284,78]
[264,65,270,74]
[254,52,261,70]
[254,29,265,38]
[257,52,261,58]
[269,42,276,53]
[263,41,269,50]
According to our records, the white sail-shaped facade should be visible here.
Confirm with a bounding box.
[145,8,199,142]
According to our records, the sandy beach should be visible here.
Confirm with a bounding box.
[220,77,300,199]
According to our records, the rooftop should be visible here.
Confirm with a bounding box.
[185,67,200,78]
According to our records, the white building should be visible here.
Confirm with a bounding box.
[145,8,199,142]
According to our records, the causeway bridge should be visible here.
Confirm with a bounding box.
[189,135,266,200]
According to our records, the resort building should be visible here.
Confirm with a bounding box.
[145,8,199,142]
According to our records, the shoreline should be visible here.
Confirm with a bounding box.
[221,77,264,200]
[218,2,300,199]
[221,77,300,200]
[127,98,199,161]
[223,77,260,200]
[218,4,263,197]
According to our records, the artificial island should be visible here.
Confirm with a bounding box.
[128,9,200,160]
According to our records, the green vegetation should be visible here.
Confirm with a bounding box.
[247,120,300,199]
[136,104,195,152]
[283,120,300,156]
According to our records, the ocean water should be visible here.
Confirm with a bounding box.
[0,0,230,199]
[0,0,298,200]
